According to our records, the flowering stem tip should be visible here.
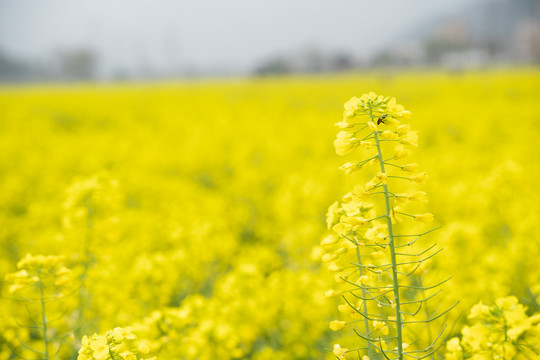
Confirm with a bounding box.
[322,92,451,360]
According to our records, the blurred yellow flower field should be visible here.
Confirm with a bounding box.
[0,69,539,359]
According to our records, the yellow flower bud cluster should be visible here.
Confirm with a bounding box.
[334,131,360,156]
[77,327,156,360]
[5,254,72,294]
[334,93,413,157]
[62,172,121,249]
[445,296,540,360]
[341,92,411,127]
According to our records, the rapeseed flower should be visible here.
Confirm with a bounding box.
[322,92,449,360]
[333,344,348,359]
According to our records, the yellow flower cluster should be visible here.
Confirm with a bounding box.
[333,343,348,359]
[61,171,122,254]
[445,297,540,359]
[0,70,539,359]
[78,327,155,360]
[334,93,413,156]
[5,254,72,294]
[4,254,74,359]
[324,92,444,359]
[129,264,330,359]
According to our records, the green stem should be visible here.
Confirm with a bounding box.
[356,246,375,359]
[373,129,404,360]
[38,272,49,360]
[384,162,402,169]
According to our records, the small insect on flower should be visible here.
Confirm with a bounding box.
[377,114,388,125]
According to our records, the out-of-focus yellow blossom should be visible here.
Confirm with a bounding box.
[325,289,341,298]
[327,263,342,272]
[365,172,387,190]
[409,172,428,184]
[401,163,419,172]
[112,327,136,342]
[386,97,411,121]
[344,96,362,119]
[396,124,411,135]
[399,130,418,147]
[360,140,374,150]
[367,121,378,131]
[327,201,341,229]
[340,161,363,175]
[336,121,354,129]
[78,327,154,360]
[357,275,370,286]
[445,297,540,359]
[446,337,462,352]
[414,213,434,223]
[373,320,389,335]
[333,344,348,359]
[5,254,72,295]
[408,191,428,202]
[391,206,404,223]
[382,130,399,140]
[334,131,359,156]
[393,145,411,159]
[321,234,339,246]
[329,320,346,331]
[468,303,490,319]
[0,70,539,360]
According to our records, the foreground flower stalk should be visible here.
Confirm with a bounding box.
[5,254,73,359]
[324,93,454,360]
[77,327,155,360]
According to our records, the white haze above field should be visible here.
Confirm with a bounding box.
[0,0,488,75]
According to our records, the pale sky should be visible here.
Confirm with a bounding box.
[0,0,487,75]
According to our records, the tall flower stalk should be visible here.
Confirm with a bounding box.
[5,254,73,359]
[323,93,455,360]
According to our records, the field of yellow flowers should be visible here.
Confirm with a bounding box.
[0,69,539,359]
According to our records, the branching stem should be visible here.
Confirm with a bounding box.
[356,246,376,359]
